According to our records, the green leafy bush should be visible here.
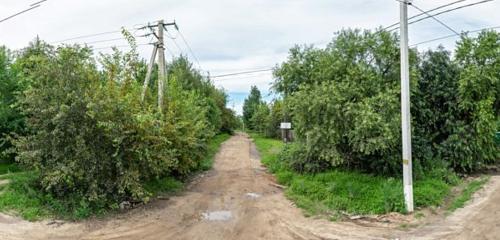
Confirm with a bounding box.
[10,38,235,212]
[443,31,499,171]
[276,29,406,174]
[273,28,499,175]
[0,47,25,163]
[252,134,451,216]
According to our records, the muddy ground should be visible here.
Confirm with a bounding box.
[0,133,498,239]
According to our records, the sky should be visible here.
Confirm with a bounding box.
[1,0,499,114]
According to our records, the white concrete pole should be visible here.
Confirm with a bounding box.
[400,0,414,212]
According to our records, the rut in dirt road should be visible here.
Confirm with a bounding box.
[79,133,383,240]
[0,133,394,240]
[1,133,499,240]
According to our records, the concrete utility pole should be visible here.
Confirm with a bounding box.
[141,44,158,102]
[157,20,166,113]
[399,0,414,212]
[140,20,178,113]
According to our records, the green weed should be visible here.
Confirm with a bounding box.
[251,134,453,217]
[448,176,489,212]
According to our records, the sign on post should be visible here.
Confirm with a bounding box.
[280,122,291,129]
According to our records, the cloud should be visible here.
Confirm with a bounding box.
[1,0,499,114]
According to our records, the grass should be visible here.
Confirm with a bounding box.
[0,171,51,220]
[250,133,454,217]
[448,176,489,212]
[0,163,21,175]
[198,133,231,171]
[0,133,232,221]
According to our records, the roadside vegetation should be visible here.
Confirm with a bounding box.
[0,30,238,220]
[0,133,230,221]
[448,176,490,212]
[251,133,493,219]
[245,29,498,215]
[251,134,455,217]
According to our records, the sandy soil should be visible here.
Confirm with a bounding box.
[0,133,498,240]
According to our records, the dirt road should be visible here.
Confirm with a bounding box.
[0,133,499,239]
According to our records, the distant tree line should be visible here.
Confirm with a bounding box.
[242,86,284,139]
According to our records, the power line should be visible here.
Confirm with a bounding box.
[387,0,495,32]
[92,43,151,51]
[169,37,184,55]
[50,30,124,44]
[409,3,460,36]
[176,29,203,70]
[84,37,129,45]
[411,25,500,46]
[50,22,149,44]
[212,72,273,81]
[30,0,47,7]
[210,68,274,78]
[383,0,467,30]
[0,5,41,24]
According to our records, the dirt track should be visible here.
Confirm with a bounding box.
[0,133,499,240]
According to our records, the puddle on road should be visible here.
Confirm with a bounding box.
[202,211,232,221]
[245,192,261,199]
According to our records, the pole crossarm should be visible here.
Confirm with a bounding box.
[139,19,177,114]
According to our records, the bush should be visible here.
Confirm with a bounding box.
[11,40,235,211]
[277,29,405,174]
[442,31,499,171]
[280,143,329,173]
[273,28,499,175]
[0,47,25,163]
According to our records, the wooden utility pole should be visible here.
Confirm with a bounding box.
[399,0,414,212]
[140,20,178,113]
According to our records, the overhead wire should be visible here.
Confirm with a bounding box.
[209,1,497,81]
[0,5,41,24]
[386,0,495,32]
[210,68,274,78]
[91,43,151,51]
[212,72,273,81]
[409,2,460,36]
[411,25,500,46]
[176,29,203,70]
[50,21,150,44]
[50,30,124,44]
[382,0,467,30]
[30,0,47,7]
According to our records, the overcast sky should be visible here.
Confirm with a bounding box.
[1,0,499,114]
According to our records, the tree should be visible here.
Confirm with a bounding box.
[242,86,263,130]
[0,46,23,162]
[441,31,500,171]
[264,100,284,138]
[274,28,499,175]
[250,103,270,134]
[411,46,460,174]
[274,29,417,174]
[12,38,237,213]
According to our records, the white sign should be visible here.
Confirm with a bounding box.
[280,122,291,129]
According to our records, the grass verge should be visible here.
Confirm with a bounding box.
[0,163,20,175]
[250,133,455,218]
[447,176,489,212]
[198,133,231,171]
[0,133,231,221]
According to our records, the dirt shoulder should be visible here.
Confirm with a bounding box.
[0,133,498,240]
